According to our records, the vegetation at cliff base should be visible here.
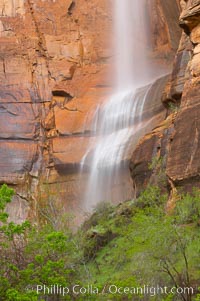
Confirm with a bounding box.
[0,184,200,301]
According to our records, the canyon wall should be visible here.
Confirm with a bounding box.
[130,0,200,203]
[0,0,181,222]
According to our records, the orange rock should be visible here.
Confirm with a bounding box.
[0,0,182,222]
[51,136,96,167]
[0,140,38,184]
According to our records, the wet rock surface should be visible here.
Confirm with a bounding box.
[0,0,181,222]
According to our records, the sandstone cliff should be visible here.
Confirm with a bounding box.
[130,0,200,205]
[0,0,181,222]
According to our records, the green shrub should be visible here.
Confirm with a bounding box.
[0,184,200,301]
[174,188,200,224]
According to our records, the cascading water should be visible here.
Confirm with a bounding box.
[114,0,148,89]
[81,0,155,211]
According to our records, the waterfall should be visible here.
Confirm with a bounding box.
[115,0,148,89]
[81,0,155,211]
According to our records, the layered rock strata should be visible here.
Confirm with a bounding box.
[0,0,181,222]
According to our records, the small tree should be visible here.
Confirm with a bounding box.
[0,184,79,301]
[0,185,33,300]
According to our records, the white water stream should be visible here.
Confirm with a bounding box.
[81,0,155,210]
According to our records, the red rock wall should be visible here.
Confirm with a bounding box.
[130,0,200,201]
[0,0,181,222]
[167,0,200,187]
[148,0,181,63]
[0,0,114,222]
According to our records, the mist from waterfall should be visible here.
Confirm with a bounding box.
[81,0,154,211]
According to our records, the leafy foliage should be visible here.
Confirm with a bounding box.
[0,184,14,222]
[0,184,199,301]
[174,188,200,225]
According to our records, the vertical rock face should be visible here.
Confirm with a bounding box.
[0,0,113,222]
[130,0,200,196]
[148,0,181,62]
[0,0,181,222]
[167,0,200,188]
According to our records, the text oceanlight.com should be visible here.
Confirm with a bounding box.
[30,284,194,297]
